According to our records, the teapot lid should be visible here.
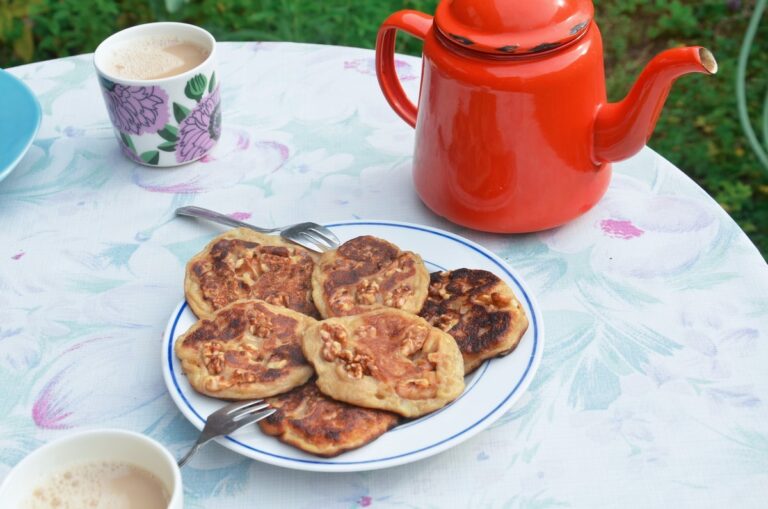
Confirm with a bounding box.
[434,0,594,56]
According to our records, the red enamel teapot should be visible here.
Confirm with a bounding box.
[375,0,717,233]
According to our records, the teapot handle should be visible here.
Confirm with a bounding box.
[375,10,433,128]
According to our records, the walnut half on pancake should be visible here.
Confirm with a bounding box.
[175,299,317,399]
[419,269,529,374]
[185,228,319,320]
[302,309,465,418]
[259,382,400,457]
[311,235,430,318]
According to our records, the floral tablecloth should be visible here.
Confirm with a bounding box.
[2,42,767,508]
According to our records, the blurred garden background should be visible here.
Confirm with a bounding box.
[1,0,766,255]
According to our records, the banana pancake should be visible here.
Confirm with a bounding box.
[185,228,319,320]
[311,235,429,318]
[259,381,400,457]
[419,269,529,374]
[175,299,316,399]
[302,309,464,418]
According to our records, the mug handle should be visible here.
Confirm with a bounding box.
[375,10,433,128]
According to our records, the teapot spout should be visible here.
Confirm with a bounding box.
[593,47,717,163]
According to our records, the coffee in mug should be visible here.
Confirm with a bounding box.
[22,461,169,509]
[105,36,211,80]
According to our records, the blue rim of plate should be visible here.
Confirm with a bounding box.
[0,69,41,183]
[165,220,541,467]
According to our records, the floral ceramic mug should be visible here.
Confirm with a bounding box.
[94,22,220,167]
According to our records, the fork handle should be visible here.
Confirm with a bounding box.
[177,429,218,468]
[177,441,204,468]
[176,206,274,233]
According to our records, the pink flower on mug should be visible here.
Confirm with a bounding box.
[100,78,169,135]
[176,86,221,163]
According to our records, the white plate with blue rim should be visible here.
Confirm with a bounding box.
[161,220,543,472]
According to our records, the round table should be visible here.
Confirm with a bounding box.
[2,42,767,508]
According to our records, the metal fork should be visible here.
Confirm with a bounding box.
[177,399,275,467]
[176,206,341,253]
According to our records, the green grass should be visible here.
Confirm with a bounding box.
[1,0,766,255]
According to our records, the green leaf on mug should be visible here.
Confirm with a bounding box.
[158,124,178,142]
[173,103,190,124]
[119,132,136,152]
[184,74,208,102]
[140,150,160,165]
[208,72,216,93]
[157,141,177,152]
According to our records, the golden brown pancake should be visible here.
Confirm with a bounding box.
[185,228,319,320]
[419,269,529,374]
[302,309,465,418]
[259,381,400,457]
[175,299,317,399]
[311,235,429,318]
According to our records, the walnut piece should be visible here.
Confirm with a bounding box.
[320,324,349,361]
[202,341,225,374]
[470,291,511,310]
[396,373,437,399]
[384,285,412,308]
[400,325,429,356]
[343,352,374,379]
[435,311,460,332]
[330,288,354,312]
[248,319,272,338]
[319,324,375,379]
[345,362,364,379]
[319,323,347,342]
[355,279,380,305]
[232,368,258,384]
[321,340,343,362]
[265,293,289,308]
[354,324,377,339]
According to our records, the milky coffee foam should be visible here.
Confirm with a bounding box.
[106,35,209,80]
[22,460,170,509]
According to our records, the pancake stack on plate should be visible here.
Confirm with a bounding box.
[175,229,529,457]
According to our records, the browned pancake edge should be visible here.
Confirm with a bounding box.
[419,268,529,374]
[259,381,400,457]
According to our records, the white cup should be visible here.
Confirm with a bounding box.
[94,22,220,167]
[0,429,182,509]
